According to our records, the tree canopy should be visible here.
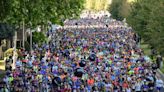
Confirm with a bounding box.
[0,0,85,41]
[108,0,130,21]
[85,0,109,11]
[0,23,15,42]
[108,0,164,55]
[127,0,164,55]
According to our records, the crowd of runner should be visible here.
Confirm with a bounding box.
[0,16,163,92]
[64,17,112,26]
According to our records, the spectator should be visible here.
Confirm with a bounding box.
[156,55,163,68]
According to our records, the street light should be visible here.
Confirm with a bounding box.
[12,31,17,70]
[27,26,41,52]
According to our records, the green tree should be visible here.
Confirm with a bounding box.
[85,0,109,11]
[0,0,16,43]
[127,0,164,55]
[0,0,12,22]
[0,0,85,26]
[109,0,129,21]
[51,0,84,24]
[0,23,15,45]
[0,0,85,43]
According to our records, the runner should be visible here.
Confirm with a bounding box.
[2,13,163,92]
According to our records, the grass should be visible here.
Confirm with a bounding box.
[140,43,151,56]
[161,66,164,73]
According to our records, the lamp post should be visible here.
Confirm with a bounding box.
[30,29,33,52]
[27,28,33,52]
[28,26,41,52]
[12,31,17,70]
[22,20,25,49]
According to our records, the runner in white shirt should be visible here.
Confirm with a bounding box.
[156,78,164,92]
[105,82,112,91]
[135,81,142,92]
[126,87,131,92]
